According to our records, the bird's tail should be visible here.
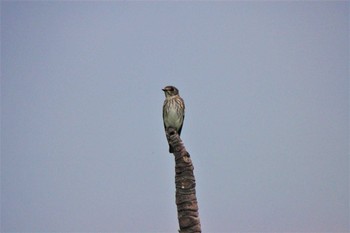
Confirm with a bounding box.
[169,144,174,153]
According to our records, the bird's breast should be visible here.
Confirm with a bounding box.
[164,108,183,129]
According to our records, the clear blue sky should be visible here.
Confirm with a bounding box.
[1,1,349,232]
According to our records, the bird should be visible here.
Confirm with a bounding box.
[162,85,185,153]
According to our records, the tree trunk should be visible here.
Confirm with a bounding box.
[166,128,201,233]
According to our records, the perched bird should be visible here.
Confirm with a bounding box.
[162,85,185,153]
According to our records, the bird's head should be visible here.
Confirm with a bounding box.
[162,86,179,98]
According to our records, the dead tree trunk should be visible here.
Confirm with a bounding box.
[166,128,201,233]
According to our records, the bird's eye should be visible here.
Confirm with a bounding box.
[169,87,174,91]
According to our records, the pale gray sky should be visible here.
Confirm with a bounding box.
[1,1,349,232]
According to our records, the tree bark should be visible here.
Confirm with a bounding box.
[166,128,201,233]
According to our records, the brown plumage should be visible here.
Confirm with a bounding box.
[162,86,185,153]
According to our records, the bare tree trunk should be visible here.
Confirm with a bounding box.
[166,128,201,233]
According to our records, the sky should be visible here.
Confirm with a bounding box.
[1,1,349,232]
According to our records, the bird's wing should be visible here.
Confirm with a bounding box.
[178,114,184,136]
[163,101,167,130]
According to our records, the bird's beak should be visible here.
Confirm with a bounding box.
[162,88,166,92]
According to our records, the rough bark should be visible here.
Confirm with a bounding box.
[166,128,201,233]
